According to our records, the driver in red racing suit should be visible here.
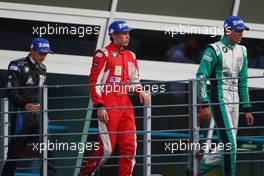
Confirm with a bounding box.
[80,20,150,176]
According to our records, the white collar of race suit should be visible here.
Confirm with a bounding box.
[29,56,37,64]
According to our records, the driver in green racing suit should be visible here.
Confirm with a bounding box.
[196,16,254,176]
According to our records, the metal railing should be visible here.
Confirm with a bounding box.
[0,76,264,176]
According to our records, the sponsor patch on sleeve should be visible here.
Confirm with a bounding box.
[93,62,99,67]
[95,52,103,58]
[128,62,134,76]
[9,64,20,72]
[202,55,213,62]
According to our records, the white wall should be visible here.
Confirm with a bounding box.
[0,2,263,87]
[1,50,263,88]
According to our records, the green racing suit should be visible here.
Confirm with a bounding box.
[196,36,252,176]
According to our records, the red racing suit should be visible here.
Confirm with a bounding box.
[83,42,141,176]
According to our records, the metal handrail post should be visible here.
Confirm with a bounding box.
[143,95,151,176]
[0,98,8,172]
[189,79,199,176]
[42,86,48,176]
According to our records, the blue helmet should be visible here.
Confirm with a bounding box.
[30,37,53,54]
[108,20,132,34]
[224,16,249,31]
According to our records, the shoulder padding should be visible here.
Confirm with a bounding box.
[240,45,247,57]
[128,50,136,59]
[12,57,28,67]
[98,48,108,57]
[208,42,221,56]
